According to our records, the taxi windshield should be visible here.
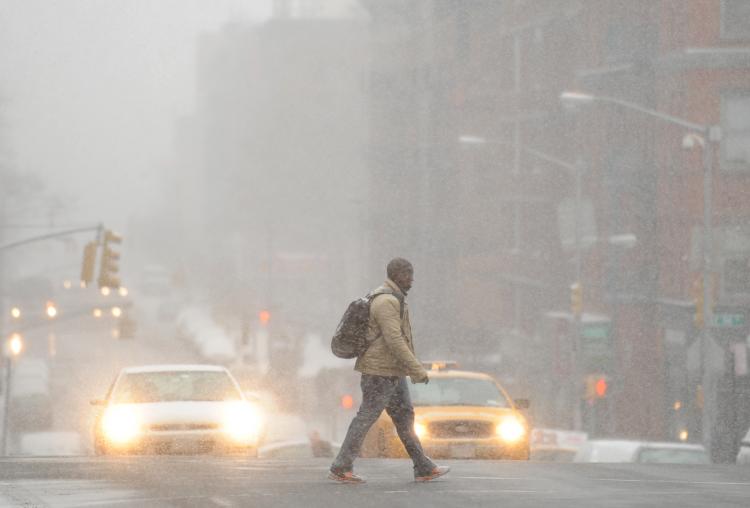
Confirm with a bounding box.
[409,377,510,407]
[112,371,242,403]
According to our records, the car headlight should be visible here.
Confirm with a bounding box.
[414,422,427,440]
[222,401,264,444]
[496,417,526,443]
[102,405,141,445]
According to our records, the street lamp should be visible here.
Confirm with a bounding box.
[560,89,721,451]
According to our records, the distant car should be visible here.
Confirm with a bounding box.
[91,364,264,456]
[360,362,530,460]
[530,428,588,462]
[736,427,750,464]
[574,439,710,464]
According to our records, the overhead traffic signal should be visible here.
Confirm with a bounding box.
[98,230,122,289]
[81,241,98,286]
[570,281,583,317]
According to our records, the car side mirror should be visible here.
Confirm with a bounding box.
[89,398,106,406]
[514,398,530,409]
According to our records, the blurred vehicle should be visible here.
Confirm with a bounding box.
[91,364,264,456]
[736,427,750,464]
[360,361,530,460]
[14,431,84,456]
[574,439,710,464]
[530,428,588,462]
[258,438,341,459]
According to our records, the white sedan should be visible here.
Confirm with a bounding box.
[574,439,710,464]
[91,364,264,456]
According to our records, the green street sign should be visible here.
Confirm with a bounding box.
[582,324,610,340]
[712,313,746,328]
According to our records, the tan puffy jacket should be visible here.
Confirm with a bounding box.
[354,279,429,381]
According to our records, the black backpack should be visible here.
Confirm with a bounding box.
[331,289,404,359]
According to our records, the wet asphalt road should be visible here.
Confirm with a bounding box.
[2,457,750,508]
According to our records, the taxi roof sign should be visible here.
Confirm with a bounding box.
[422,360,459,371]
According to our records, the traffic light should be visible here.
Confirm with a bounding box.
[81,241,98,286]
[595,377,608,398]
[259,310,271,326]
[98,230,122,289]
[584,374,609,401]
[692,277,704,328]
[341,394,354,410]
[570,281,583,316]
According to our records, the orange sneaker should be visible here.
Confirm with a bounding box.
[328,469,366,484]
[415,465,451,482]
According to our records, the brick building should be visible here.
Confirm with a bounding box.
[363,0,750,459]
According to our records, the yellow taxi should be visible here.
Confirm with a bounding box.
[360,362,530,460]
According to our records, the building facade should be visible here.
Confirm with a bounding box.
[363,0,750,460]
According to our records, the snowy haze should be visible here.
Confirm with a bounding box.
[0,0,271,230]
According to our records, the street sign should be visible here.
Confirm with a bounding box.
[582,324,610,340]
[580,323,613,370]
[712,313,746,328]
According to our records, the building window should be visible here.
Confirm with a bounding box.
[721,0,750,40]
[722,94,750,171]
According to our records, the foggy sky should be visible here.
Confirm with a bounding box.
[0,0,271,232]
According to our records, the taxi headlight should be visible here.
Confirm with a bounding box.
[102,405,141,445]
[414,422,427,440]
[496,417,525,443]
[222,402,264,444]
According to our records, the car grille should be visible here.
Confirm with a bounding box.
[428,420,494,439]
[149,423,219,432]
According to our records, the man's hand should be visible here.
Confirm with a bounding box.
[410,370,429,384]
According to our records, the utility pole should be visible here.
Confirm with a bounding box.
[700,134,715,455]
[572,158,584,431]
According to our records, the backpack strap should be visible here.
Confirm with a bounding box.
[368,289,404,319]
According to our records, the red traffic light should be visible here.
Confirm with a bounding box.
[259,310,271,325]
[341,394,354,409]
[595,377,608,398]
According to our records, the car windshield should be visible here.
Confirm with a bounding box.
[637,448,711,465]
[112,371,241,403]
[409,377,509,407]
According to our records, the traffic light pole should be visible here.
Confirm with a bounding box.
[573,158,583,431]
[0,225,102,252]
[700,133,715,455]
[1,355,12,456]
